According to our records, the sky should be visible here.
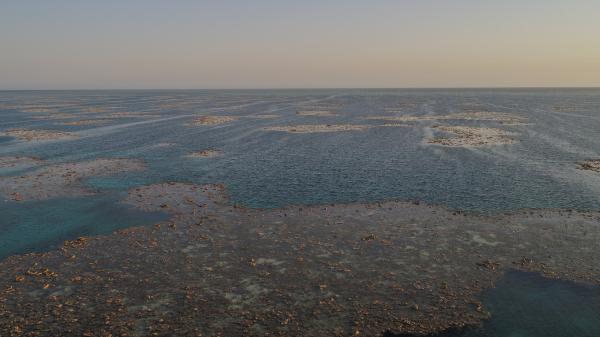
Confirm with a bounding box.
[1,0,599,89]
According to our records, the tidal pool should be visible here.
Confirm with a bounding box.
[402,270,600,337]
[0,194,167,259]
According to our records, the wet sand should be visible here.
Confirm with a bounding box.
[1,182,599,336]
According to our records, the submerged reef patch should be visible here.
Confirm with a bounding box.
[188,115,239,126]
[107,112,162,118]
[367,112,527,125]
[185,149,222,158]
[244,114,280,119]
[58,119,114,126]
[0,156,42,170]
[296,111,338,117]
[263,124,371,133]
[29,113,77,120]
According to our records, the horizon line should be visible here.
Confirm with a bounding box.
[1,86,600,91]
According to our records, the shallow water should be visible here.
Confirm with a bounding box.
[2,89,600,253]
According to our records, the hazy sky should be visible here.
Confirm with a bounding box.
[1,1,599,89]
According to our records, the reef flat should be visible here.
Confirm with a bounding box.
[1,183,598,337]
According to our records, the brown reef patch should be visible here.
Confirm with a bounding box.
[189,116,239,126]
[577,159,600,173]
[0,129,76,141]
[428,126,518,147]
[0,158,145,201]
[264,124,370,133]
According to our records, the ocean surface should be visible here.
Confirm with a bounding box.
[1,89,600,336]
